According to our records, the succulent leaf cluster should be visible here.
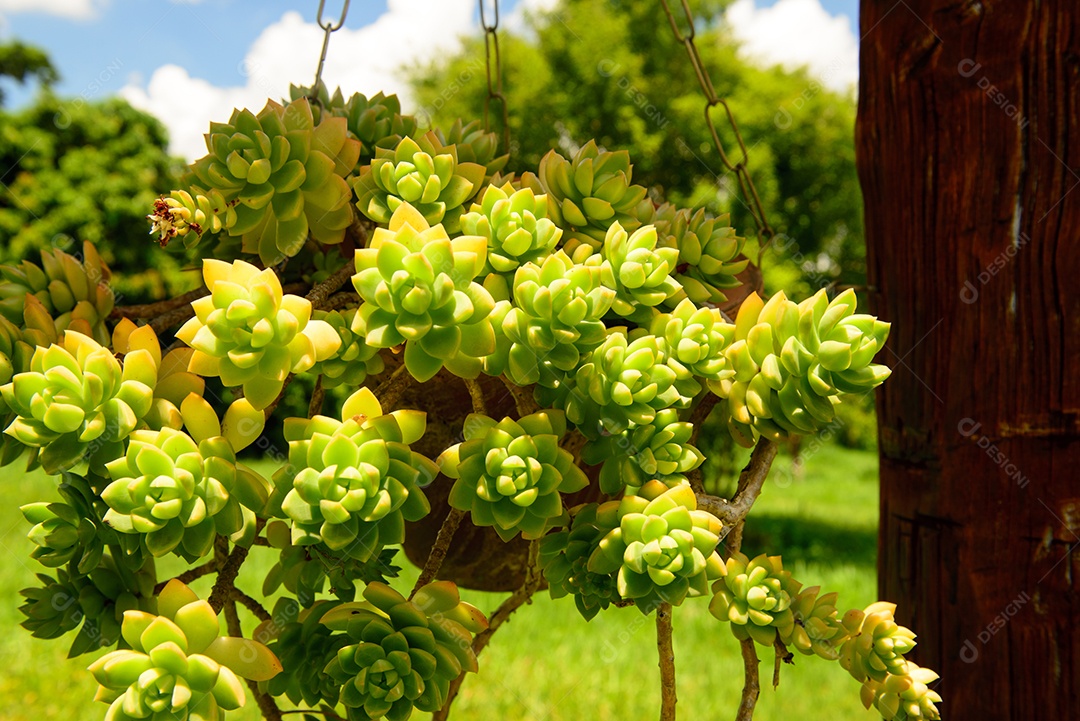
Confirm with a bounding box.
[600,222,682,320]
[101,427,269,560]
[310,308,386,389]
[260,598,350,707]
[779,581,846,660]
[350,203,495,382]
[582,407,703,495]
[274,388,436,561]
[859,661,942,721]
[2,330,156,473]
[656,208,748,306]
[433,119,509,179]
[354,132,487,233]
[0,241,114,346]
[184,97,361,265]
[838,602,918,683]
[176,259,341,409]
[441,410,587,541]
[709,551,795,646]
[322,581,487,721]
[587,481,723,612]
[88,580,282,721]
[712,289,891,447]
[539,502,621,621]
[460,183,561,275]
[148,189,228,248]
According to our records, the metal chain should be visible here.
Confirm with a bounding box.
[311,0,351,99]
[479,0,511,154]
[660,0,775,246]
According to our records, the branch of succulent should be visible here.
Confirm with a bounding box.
[4,83,933,721]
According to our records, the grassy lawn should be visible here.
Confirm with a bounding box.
[0,444,880,721]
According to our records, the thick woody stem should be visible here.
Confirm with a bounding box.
[372,363,413,412]
[114,287,207,320]
[657,602,677,721]
[409,508,465,598]
[153,560,219,594]
[309,375,325,418]
[307,263,355,309]
[772,638,793,688]
[735,637,761,721]
[208,541,250,613]
[235,589,273,622]
[696,438,777,535]
[498,376,540,417]
[433,541,543,721]
[224,599,282,721]
[463,377,488,415]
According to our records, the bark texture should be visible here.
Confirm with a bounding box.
[857,2,1080,718]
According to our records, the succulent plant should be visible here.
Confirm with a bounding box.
[539,502,621,621]
[647,299,735,382]
[274,388,435,561]
[565,331,699,438]
[777,581,846,660]
[533,140,653,248]
[350,203,495,382]
[709,551,795,646]
[354,132,487,233]
[441,410,587,542]
[88,579,282,721]
[176,259,341,410]
[21,500,93,569]
[0,241,114,346]
[582,407,704,494]
[656,208,748,307]
[184,97,361,265]
[311,308,386,389]
[261,598,350,707]
[261,536,401,606]
[837,601,917,684]
[460,183,561,274]
[859,662,942,721]
[587,481,723,612]
[148,188,229,248]
[19,551,155,657]
[1,330,157,473]
[488,250,615,387]
[0,314,33,411]
[600,222,682,320]
[342,91,419,163]
[434,118,509,179]
[322,581,487,720]
[712,289,891,447]
[101,427,268,560]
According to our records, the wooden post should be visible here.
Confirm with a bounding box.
[857,2,1080,718]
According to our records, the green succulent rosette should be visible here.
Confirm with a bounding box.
[779,581,846,660]
[260,598,350,707]
[460,183,562,275]
[311,309,386,390]
[184,97,361,265]
[0,314,33,412]
[491,250,615,387]
[656,208,748,307]
[565,331,699,438]
[648,299,735,382]
[838,602,918,684]
[859,662,942,721]
[1,330,156,473]
[539,501,621,621]
[274,388,435,561]
[709,551,795,646]
[261,530,402,606]
[533,140,653,249]
[322,581,487,720]
[88,579,282,721]
[343,91,419,163]
[434,118,509,178]
[148,188,228,248]
[0,241,114,346]
[441,410,587,542]
[19,551,155,657]
[101,427,269,560]
[350,203,496,382]
[354,131,487,233]
[176,259,341,410]
[582,407,703,495]
[712,289,891,447]
[21,499,94,569]
[587,481,723,613]
[600,222,682,321]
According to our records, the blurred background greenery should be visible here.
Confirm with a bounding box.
[0,0,881,717]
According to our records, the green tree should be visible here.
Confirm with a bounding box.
[0,41,58,104]
[0,92,188,302]
[409,0,863,294]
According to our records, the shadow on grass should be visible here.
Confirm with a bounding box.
[732,514,877,568]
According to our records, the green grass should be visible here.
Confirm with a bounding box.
[0,445,880,720]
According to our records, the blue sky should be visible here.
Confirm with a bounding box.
[0,0,860,158]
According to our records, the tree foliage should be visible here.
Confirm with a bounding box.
[0,40,58,104]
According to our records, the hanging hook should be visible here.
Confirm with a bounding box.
[311,0,351,102]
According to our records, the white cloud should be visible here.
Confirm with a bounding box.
[122,0,477,160]
[0,0,103,19]
[726,0,858,92]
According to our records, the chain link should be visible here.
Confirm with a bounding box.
[479,0,511,155]
[660,0,775,246]
[311,0,351,100]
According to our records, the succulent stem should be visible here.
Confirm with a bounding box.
[695,437,777,531]
[736,637,761,721]
[410,507,465,598]
[657,602,677,721]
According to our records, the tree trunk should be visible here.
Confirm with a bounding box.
[857,2,1080,719]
